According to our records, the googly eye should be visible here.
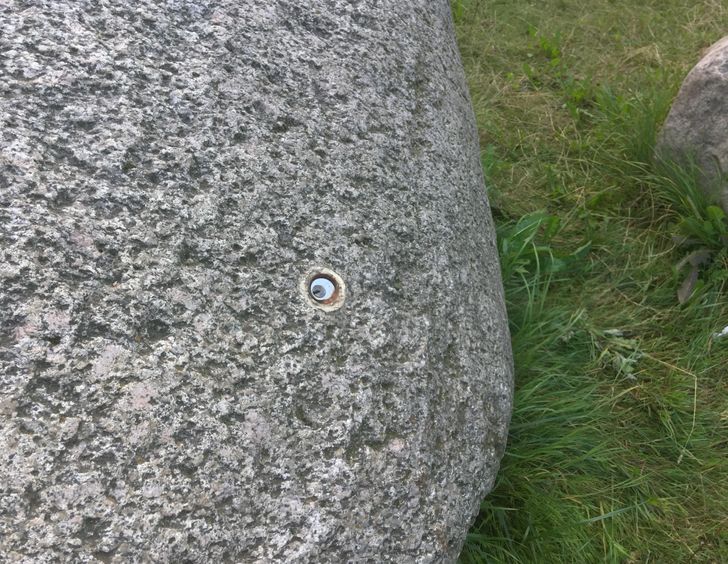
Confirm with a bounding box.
[301,268,346,311]
[310,277,335,301]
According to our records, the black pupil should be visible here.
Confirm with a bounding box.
[312,285,326,299]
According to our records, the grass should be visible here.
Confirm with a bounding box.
[452,1,728,562]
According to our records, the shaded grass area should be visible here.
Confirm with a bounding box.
[453,1,728,562]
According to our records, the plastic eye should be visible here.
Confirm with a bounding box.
[309,277,335,302]
[302,267,346,311]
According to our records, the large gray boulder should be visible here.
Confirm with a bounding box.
[657,36,728,212]
[0,1,513,562]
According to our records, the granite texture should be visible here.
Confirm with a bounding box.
[0,1,513,562]
[657,36,728,212]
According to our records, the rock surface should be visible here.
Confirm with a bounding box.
[657,36,728,212]
[0,1,513,562]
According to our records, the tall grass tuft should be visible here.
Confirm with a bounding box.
[454,0,728,561]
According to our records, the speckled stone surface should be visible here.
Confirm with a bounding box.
[0,1,513,562]
[657,36,728,212]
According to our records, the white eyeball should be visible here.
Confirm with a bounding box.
[309,277,336,301]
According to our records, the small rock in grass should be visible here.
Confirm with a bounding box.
[657,36,728,212]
